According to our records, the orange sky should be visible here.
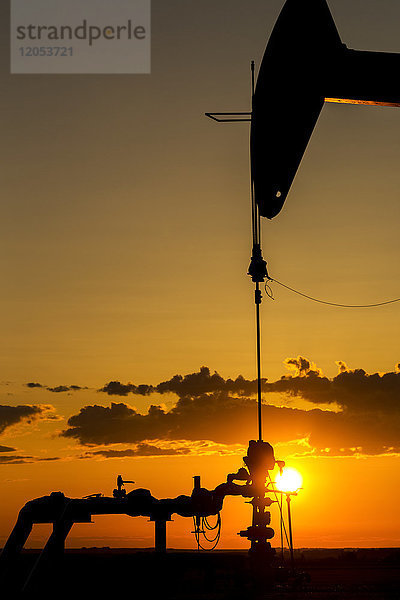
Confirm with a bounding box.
[1,0,400,550]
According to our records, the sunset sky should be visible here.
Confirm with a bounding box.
[1,0,400,550]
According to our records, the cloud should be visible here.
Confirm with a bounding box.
[155,367,262,398]
[99,367,263,398]
[0,404,53,435]
[0,455,33,464]
[26,383,87,393]
[99,381,148,396]
[80,440,243,460]
[266,356,400,414]
[62,361,400,457]
[0,445,16,453]
[97,361,400,414]
[336,361,349,374]
[62,395,256,446]
[0,455,60,465]
[47,385,87,393]
[61,394,400,456]
[82,443,190,459]
[284,356,322,377]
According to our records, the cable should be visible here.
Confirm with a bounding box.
[269,278,400,308]
[202,514,221,543]
[202,527,220,543]
[268,474,290,550]
[279,493,284,564]
[250,60,257,249]
[264,281,275,300]
[204,515,220,530]
[192,514,221,551]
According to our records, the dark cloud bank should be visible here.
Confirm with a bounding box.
[61,361,400,457]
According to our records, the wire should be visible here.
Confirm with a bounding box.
[192,513,221,551]
[204,515,220,530]
[270,278,400,308]
[250,60,257,249]
[202,527,220,543]
[268,474,291,550]
[202,514,220,542]
[279,493,284,564]
[264,281,275,300]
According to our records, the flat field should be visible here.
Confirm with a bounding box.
[3,547,400,599]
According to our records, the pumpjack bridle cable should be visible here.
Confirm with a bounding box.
[268,278,400,308]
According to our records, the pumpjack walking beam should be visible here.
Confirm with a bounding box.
[250,0,400,220]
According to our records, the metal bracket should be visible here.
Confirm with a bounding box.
[205,111,251,122]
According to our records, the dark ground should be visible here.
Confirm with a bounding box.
[2,547,400,599]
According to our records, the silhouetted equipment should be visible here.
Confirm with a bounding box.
[192,475,202,544]
[251,0,400,219]
[204,112,251,122]
[276,460,285,475]
[113,475,135,499]
[0,441,285,591]
[248,244,269,284]
[239,441,277,557]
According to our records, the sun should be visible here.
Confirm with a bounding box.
[275,467,303,493]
